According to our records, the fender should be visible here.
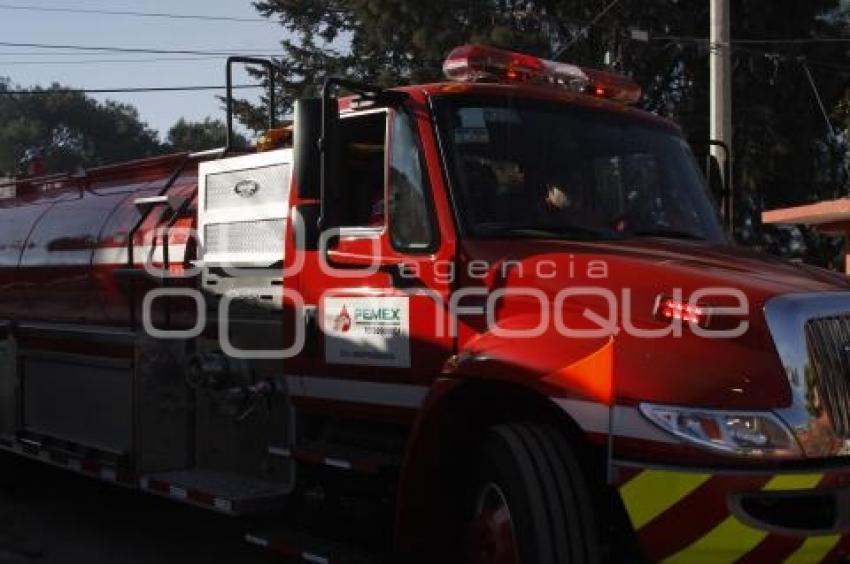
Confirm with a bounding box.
[446,315,615,404]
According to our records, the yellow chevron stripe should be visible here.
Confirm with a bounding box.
[661,472,828,563]
[784,535,841,563]
[618,470,711,530]
[663,515,767,563]
[762,473,823,491]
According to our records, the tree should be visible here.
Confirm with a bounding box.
[0,78,164,175]
[245,0,849,239]
[166,117,248,152]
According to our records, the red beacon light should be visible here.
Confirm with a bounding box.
[442,44,641,105]
[655,296,711,327]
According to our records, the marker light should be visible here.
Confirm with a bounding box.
[442,44,642,104]
[655,296,709,326]
[640,403,801,458]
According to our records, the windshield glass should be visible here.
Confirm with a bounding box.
[435,96,725,243]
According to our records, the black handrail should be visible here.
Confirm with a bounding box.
[225,57,278,153]
[124,155,189,329]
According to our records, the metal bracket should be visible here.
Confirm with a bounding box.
[133,194,182,212]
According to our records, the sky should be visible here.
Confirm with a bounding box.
[0,0,287,139]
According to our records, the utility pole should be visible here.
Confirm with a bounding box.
[710,0,733,231]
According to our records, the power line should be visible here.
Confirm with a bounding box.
[553,0,623,59]
[802,59,850,74]
[677,39,850,75]
[735,37,850,44]
[623,28,850,74]
[545,12,850,48]
[654,35,850,45]
[0,3,272,23]
[0,85,263,96]
[0,56,226,65]
[0,41,280,57]
[0,51,225,57]
[801,62,837,136]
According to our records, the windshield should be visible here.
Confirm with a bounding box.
[435,96,725,243]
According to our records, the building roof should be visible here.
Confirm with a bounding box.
[762,198,850,229]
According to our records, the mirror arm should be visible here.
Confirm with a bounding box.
[708,139,733,235]
[321,77,407,103]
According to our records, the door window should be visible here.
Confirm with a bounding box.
[389,110,436,252]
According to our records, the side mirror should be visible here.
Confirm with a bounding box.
[314,77,400,233]
[293,98,322,200]
[706,139,733,235]
[319,93,341,231]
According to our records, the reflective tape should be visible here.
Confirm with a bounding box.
[618,468,842,563]
[664,514,767,563]
[784,534,841,563]
[138,477,236,514]
[762,473,823,491]
[1,440,129,485]
[619,470,711,530]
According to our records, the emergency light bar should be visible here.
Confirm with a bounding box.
[442,44,642,105]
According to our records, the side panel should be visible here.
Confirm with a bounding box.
[136,336,192,474]
[21,351,133,453]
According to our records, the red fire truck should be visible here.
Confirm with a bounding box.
[2,44,850,563]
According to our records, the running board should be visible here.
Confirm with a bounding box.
[245,529,384,564]
[140,469,289,515]
[267,441,401,475]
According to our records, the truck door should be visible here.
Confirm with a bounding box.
[299,103,455,390]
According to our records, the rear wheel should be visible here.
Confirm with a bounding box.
[462,423,599,564]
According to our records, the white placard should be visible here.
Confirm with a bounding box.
[323,296,410,368]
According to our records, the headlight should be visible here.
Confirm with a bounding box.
[639,403,801,458]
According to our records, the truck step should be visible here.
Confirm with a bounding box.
[268,442,401,475]
[0,434,133,486]
[139,469,289,515]
[245,529,384,564]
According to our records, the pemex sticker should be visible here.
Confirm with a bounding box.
[323,296,411,368]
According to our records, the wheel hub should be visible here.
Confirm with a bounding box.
[463,483,520,564]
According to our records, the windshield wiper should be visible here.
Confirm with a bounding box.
[629,229,705,241]
[476,223,616,240]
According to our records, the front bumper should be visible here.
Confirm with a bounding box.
[616,462,850,563]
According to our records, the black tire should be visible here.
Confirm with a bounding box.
[465,422,600,564]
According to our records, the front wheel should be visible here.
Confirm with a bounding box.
[462,423,600,564]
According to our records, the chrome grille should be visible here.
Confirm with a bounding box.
[205,164,291,211]
[805,316,850,437]
[204,219,284,256]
